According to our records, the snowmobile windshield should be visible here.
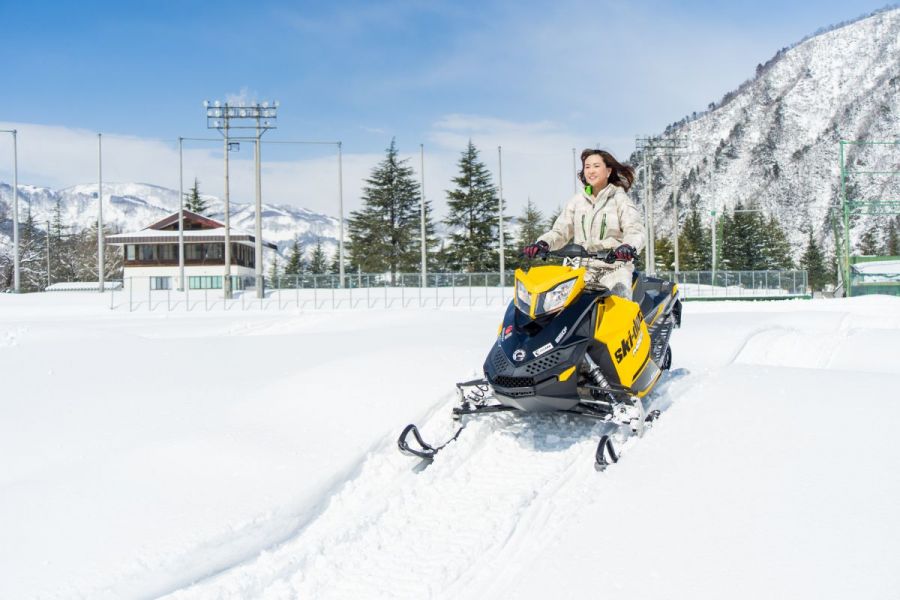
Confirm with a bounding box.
[514,265,586,319]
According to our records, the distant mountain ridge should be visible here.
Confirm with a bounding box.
[0,181,341,263]
[629,6,900,257]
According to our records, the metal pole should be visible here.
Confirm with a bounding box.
[255,120,264,298]
[840,141,851,297]
[338,141,345,288]
[46,219,51,288]
[12,130,19,293]
[497,145,505,288]
[572,147,577,193]
[711,207,717,282]
[646,151,655,275]
[98,133,105,293]
[178,137,185,291]
[673,188,680,273]
[223,109,233,299]
[420,143,427,287]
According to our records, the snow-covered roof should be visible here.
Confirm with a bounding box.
[105,210,277,250]
[851,259,900,275]
[45,281,123,291]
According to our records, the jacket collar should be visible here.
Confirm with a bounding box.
[581,183,616,205]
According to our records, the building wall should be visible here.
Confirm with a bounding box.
[123,265,257,294]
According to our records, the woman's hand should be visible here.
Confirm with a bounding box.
[523,241,550,259]
[613,244,637,261]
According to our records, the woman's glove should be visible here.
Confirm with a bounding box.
[613,244,637,261]
[523,240,550,259]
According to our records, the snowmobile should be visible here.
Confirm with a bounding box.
[398,244,682,468]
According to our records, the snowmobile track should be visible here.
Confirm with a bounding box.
[167,370,691,600]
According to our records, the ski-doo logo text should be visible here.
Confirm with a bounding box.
[614,315,643,364]
[512,349,526,362]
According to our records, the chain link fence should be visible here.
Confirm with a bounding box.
[106,269,809,312]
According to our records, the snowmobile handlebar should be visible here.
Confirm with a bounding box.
[544,244,619,264]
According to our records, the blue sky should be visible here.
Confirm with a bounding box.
[0,0,893,217]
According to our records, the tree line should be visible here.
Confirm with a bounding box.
[0,199,123,292]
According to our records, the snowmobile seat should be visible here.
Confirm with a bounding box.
[632,272,673,320]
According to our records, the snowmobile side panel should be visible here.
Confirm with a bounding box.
[593,295,652,389]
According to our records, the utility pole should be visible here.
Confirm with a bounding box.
[338,141,345,287]
[98,133,104,293]
[46,219,51,288]
[420,144,427,287]
[635,135,689,275]
[178,137,185,291]
[572,147,578,193]
[498,145,505,287]
[2,129,21,292]
[204,100,278,299]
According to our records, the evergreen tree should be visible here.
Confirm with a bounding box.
[512,199,545,269]
[19,208,47,291]
[184,178,208,215]
[545,206,563,231]
[443,141,500,272]
[49,198,77,284]
[268,254,282,287]
[800,231,828,292]
[678,206,711,270]
[857,229,881,255]
[887,218,900,256]
[308,238,329,274]
[720,204,768,270]
[329,249,342,278]
[347,139,427,280]
[762,215,794,269]
[284,236,305,276]
[654,237,675,273]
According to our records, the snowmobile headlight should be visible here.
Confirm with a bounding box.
[515,279,531,314]
[537,278,577,315]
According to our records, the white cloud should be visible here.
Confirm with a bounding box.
[0,117,642,238]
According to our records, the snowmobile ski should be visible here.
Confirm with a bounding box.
[397,424,464,461]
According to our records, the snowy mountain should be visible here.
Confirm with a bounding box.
[0,181,341,263]
[631,6,900,255]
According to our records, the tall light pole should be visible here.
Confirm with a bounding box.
[420,144,427,286]
[178,137,185,291]
[2,130,20,292]
[98,133,105,293]
[497,145,505,287]
[204,100,278,299]
[337,141,345,287]
[635,135,688,275]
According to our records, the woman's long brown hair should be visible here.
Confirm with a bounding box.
[578,149,635,192]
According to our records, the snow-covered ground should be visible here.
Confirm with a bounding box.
[1,293,898,599]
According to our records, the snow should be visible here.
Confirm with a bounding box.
[1,293,899,599]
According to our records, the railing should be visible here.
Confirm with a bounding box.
[106,269,809,312]
[659,270,810,300]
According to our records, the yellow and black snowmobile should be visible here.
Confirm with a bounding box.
[398,244,682,468]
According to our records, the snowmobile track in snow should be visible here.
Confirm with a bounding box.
[167,370,692,600]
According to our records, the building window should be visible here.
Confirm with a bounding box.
[158,245,176,260]
[150,277,171,290]
[139,245,155,261]
[207,244,224,259]
[189,276,223,289]
[126,245,136,261]
[186,245,202,260]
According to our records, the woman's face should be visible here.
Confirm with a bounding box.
[583,154,612,190]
